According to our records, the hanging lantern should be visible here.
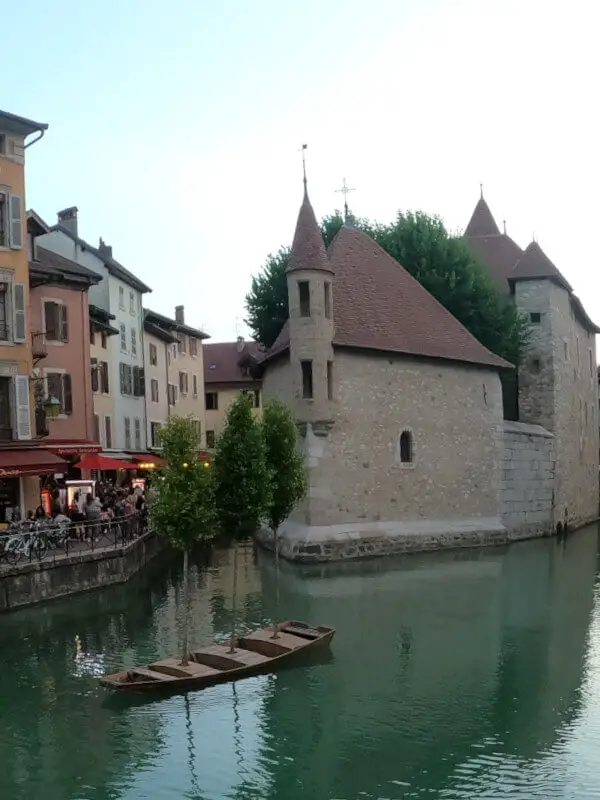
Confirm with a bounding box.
[44,395,61,419]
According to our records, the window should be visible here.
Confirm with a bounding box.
[120,324,127,352]
[151,422,161,448]
[101,331,107,349]
[205,391,218,410]
[189,337,198,356]
[327,360,333,400]
[590,349,594,377]
[91,359,99,392]
[151,378,159,402]
[134,418,141,450]
[133,365,145,397]
[564,341,568,359]
[46,372,73,415]
[124,416,131,449]
[149,343,158,366]
[105,416,112,449]
[44,301,68,342]
[90,327,95,346]
[172,343,177,360]
[179,371,188,394]
[530,312,541,324]
[177,334,187,354]
[206,430,216,448]
[324,282,331,319]
[399,430,413,463]
[0,193,22,249]
[101,361,109,393]
[531,357,541,374]
[192,374,198,397]
[119,286,125,309]
[192,419,201,439]
[131,328,137,356]
[93,414,100,445]
[168,384,178,406]
[0,282,9,340]
[301,360,313,399]
[299,281,311,317]
[129,291,135,315]
[0,135,4,155]
[119,362,133,395]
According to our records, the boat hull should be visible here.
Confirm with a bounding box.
[100,621,334,695]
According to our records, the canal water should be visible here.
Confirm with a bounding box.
[2,527,600,800]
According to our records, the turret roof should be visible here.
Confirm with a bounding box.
[287,190,333,274]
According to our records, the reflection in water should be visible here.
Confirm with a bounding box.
[0,530,599,799]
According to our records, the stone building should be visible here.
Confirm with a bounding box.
[258,186,512,561]
[465,193,599,532]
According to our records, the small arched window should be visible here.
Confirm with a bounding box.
[399,430,413,463]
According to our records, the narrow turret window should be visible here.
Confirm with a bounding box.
[299,281,310,317]
[301,360,313,399]
[327,361,333,400]
[399,430,413,463]
[324,282,331,319]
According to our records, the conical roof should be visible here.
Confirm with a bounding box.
[464,196,501,237]
[287,190,332,274]
[511,241,572,291]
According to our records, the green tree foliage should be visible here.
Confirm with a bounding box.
[214,393,271,539]
[244,209,530,365]
[150,416,216,549]
[262,400,307,535]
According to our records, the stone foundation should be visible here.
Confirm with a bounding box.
[256,517,542,563]
[0,531,164,612]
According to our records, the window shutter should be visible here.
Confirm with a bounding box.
[60,305,69,342]
[105,416,112,448]
[9,195,23,249]
[12,283,26,343]
[101,361,109,393]
[93,414,100,444]
[119,363,125,394]
[91,359,99,392]
[14,375,31,440]
[63,374,73,414]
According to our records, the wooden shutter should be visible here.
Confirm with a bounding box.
[105,416,112,448]
[9,195,23,249]
[14,375,31,440]
[119,363,125,394]
[91,359,99,392]
[63,374,73,414]
[12,283,26,343]
[101,361,109,393]
[60,304,69,342]
[93,414,100,444]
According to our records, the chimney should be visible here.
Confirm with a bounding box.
[175,305,185,324]
[57,206,78,238]
[236,335,245,353]
[98,237,113,260]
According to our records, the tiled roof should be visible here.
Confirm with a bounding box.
[464,195,523,292]
[464,196,500,237]
[30,247,102,287]
[510,241,572,291]
[265,217,511,370]
[204,341,263,384]
[287,190,333,274]
[143,308,209,340]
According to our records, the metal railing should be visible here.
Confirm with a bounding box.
[0,512,148,569]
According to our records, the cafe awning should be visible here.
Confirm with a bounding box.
[0,448,69,478]
[76,454,134,471]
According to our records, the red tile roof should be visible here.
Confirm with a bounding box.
[288,190,333,274]
[265,199,511,370]
[204,341,263,384]
[464,195,523,292]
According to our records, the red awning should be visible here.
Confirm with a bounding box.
[0,449,69,478]
[134,454,166,467]
[76,454,134,471]
[47,440,101,457]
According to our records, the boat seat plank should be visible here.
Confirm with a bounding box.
[132,667,174,682]
[203,644,271,666]
[282,624,321,639]
[149,658,220,678]
[245,630,307,650]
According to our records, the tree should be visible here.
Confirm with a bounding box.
[262,399,307,539]
[244,209,530,365]
[214,393,271,651]
[150,415,216,665]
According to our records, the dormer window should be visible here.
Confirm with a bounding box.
[298,281,310,317]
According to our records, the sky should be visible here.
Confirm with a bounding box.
[4,0,599,342]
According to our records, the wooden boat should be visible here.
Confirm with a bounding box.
[100,621,335,694]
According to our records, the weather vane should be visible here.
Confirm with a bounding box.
[336,177,355,221]
[299,144,308,189]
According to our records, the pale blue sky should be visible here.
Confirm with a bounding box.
[5,0,599,342]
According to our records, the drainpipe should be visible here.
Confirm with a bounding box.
[24,129,46,149]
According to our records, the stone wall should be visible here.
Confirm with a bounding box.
[0,531,163,612]
[502,420,555,536]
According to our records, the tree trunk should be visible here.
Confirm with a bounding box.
[180,548,190,666]
[228,541,238,653]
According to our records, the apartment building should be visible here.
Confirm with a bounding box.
[143,306,208,448]
[203,339,262,447]
[143,313,176,450]
[38,208,151,456]
[89,304,119,452]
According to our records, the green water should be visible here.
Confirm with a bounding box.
[2,528,600,800]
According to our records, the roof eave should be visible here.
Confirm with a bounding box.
[0,110,48,137]
[331,341,513,371]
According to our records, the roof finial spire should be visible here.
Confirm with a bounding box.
[480,182,484,199]
[503,219,507,235]
[300,144,308,193]
[336,177,356,222]
[532,231,536,243]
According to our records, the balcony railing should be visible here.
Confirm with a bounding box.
[32,332,47,364]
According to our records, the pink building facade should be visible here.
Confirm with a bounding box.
[28,217,101,462]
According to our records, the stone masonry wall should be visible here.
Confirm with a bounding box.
[502,420,555,536]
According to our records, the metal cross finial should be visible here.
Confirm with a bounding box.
[503,219,507,234]
[480,182,484,199]
[299,144,308,191]
[336,177,355,222]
